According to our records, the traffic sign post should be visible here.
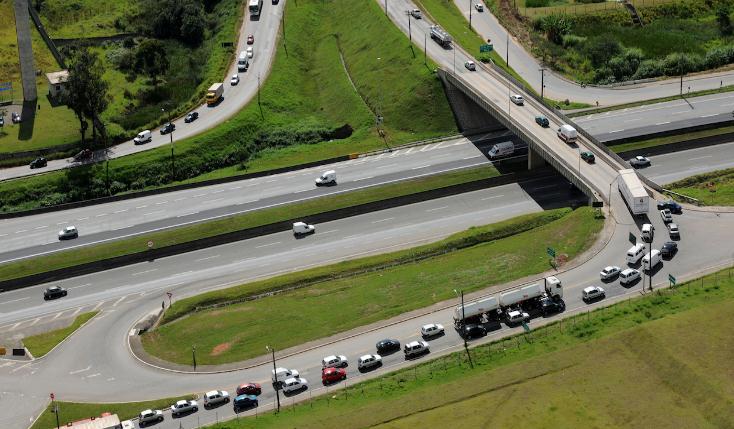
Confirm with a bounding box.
[547,247,556,268]
[668,274,676,287]
[480,44,493,53]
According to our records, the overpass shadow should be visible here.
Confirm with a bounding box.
[17,99,37,141]
[517,173,590,210]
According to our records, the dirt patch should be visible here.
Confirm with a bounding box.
[210,342,232,356]
[497,0,535,48]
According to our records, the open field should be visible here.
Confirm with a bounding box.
[143,207,602,365]
[22,312,98,358]
[667,166,734,206]
[0,165,500,282]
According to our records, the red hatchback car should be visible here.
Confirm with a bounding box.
[236,383,261,396]
[321,367,346,384]
[247,34,254,44]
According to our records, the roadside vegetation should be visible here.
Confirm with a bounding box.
[142,207,602,365]
[30,394,195,429]
[22,311,98,358]
[667,167,734,206]
[0,0,456,213]
[0,165,501,282]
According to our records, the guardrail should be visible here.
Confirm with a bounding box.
[661,189,701,206]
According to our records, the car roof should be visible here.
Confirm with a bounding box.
[323,354,337,360]
[621,268,637,274]
[360,354,375,360]
[235,394,256,400]
[140,409,153,414]
[583,286,597,292]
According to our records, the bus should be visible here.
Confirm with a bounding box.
[248,0,263,17]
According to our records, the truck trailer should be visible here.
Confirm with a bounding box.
[206,83,224,106]
[618,169,649,217]
[430,25,452,47]
[452,296,499,326]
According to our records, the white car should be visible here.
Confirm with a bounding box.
[293,221,315,236]
[203,390,229,408]
[582,286,605,302]
[272,367,299,384]
[660,209,673,223]
[246,46,254,58]
[510,94,524,105]
[475,2,484,11]
[230,74,240,85]
[667,222,680,238]
[322,354,348,368]
[58,225,78,239]
[506,310,529,325]
[629,155,651,167]
[464,60,476,71]
[600,266,621,280]
[138,409,163,426]
[410,9,422,18]
[403,340,430,357]
[420,323,444,338]
[282,377,308,393]
[170,399,198,416]
[357,354,382,370]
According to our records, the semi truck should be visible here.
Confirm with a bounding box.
[453,276,563,326]
[206,83,224,106]
[618,169,649,217]
[430,25,452,47]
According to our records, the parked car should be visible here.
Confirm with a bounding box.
[535,115,549,127]
[203,390,230,408]
[667,222,680,239]
[505,310,529,325]
[582,286,605,302]
[58,225,78,240]
[170,399,198,416]
[357,354,382,370]
[73,148,93,161]
[138,409,163,426]
[247,34,255,44]
[661,241,678,257]
[600,266,621,281]
[464,60,476,71]
[235,383,261,396]
[660,209,673,223]
[461,324,487,339]
[230,74,240,86]
[322,354,348,368]
[420,323,444,338]
[44,286,67,300]
[233,394,258,412]
[321,367,347,384]
[410,9,422,18]
[510,94,524,105]
[475,2,484,11]
[160,123,175,135]
[657,200,682,214]
[403,340,430,358]
[184,111,199,123]
[246,46,254,58]
[629,155,651,168]
[376,339,401,354]
[282,377,308,394]
[580,151,595,163]
[30,157,47,169]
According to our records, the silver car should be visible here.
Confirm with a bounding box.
[58,225,78,240]
[138,409,163,426]
[357,354,382,370]
[600,266,621,281]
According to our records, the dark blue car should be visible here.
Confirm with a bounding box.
[656,200,682,214]
[233,394,258,412]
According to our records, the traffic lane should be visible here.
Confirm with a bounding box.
[0,135,494,255]
[584,112,732,143]
[641,140,734,185]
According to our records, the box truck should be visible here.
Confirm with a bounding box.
[206,83,224,106]
[618,169,649,217]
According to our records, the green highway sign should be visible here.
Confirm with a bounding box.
[669,274,676,285]
[522,321,530,332]
[546,247,556,258]
[480,44,493,53]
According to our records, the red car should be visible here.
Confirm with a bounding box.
[247,34,254,44]
[236,383,261,396]
[321,367,346,384]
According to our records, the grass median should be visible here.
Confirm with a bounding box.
[609,124,734,155]
[202,267,734,429]
[142,207,602,366]
[666,167,734,206]
[23,312,98,358]
[0,165,501,283]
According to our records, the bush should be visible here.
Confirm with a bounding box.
[526,0,550,7]
[609,48,644,81]
[562,34,586,48]
[575,0,604,3]
[662,52,700,76]
[584,38,622,68]
[704,44,734,69]
[541,14,573,45]
[632,59,664,80]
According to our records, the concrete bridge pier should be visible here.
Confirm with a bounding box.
[528,147,546,170]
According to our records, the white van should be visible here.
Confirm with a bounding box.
[133,130,152,145]
[238,51,249,71]
[641,224,654,242]
[642,249,661,271]
[487,141,514,159]
[315,170,336,186]
[619,268,641,285]
[293,221,315,236]
[557,124,578,144]
[271,367,299,384]
[626,243,646,265]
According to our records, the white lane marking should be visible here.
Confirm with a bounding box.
[76,217,89,221]
[206,198,224,204]
[169,271,193,279]
[265,179,277,183]
[425,206,449,212]
[155,201,168,205]
[700,114,717,118]
[608,129,624,133]
[411,165,431,170]
[129,329,137,337]
[404,148,415,154]
[143,210,164,216]
[177,212,199,218]
[246,183,258,187]
[69,366,91,375]
[0,233,7,237]
[376,163,397,169]
[623,118,642,122]
[196,255,221,262]
[655,121,671,125]
[371,217,394,224]
[114,209,128,213]
[72,307,82,316]
[56,222,68,225]
[419,144,435,152]
[107,377,115,382]
[689,155,713,161]
[132,269,158,277]
[52,311,64,320]
[112,296,127,307]
[463,155,481,159]
[168,281,187,287]
[28,317,41,326]
[212,189,225,194]
[193,193,207,198]
[354,176,374,181]
[319,229,338,235]
[534,185,556,190]
[10,322,22,330]
[481,195,504,200]
[237,199,259,205]
[34,226,48,230]
[229,186,242,190]
[85,373,101,378]
[92,301,104,311]
[135,205,148,209]
[293,189,311,194]
[388,150,402,157]
[95,213,107,217]
[255,242,281,249]
[69,283,92,289]
[173,197,188,202]
[15,230,27,234]
[0,297,30,304]
[11,362,33,373]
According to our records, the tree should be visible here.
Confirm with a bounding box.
[135,39,170,86]
[717,4,733,36]
[63,47,109,147]
[145,0,207,46]
[541,14,572,45]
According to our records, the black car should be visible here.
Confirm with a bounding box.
[376,339,401,354]
[44,286,67,300]
[661,241,678,257]
[184,112,198,123]
[462,324,487,339]
[540,296,565,316]
[656,200,682,214]
[535,115,549,127]
[160,122,176,134]
[30,157,47,169]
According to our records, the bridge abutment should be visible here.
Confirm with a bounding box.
[528,147,546,170]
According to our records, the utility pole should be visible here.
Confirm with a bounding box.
[267,346,281,413]
[385,0,388,16]
[408,12,412,42]
[424,32,427,65]
[506,32,509,67]
[468,0,472,30]
[192,345,197,370]
[539,67,546,100]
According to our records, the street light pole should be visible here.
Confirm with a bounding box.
[468,0,472,30]
[162,108,174,180]
[539,67,546,100]
[408,12,412,42]
[266,345,281,413]
[192,345,197,371]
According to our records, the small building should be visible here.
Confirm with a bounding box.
[65,413,128,429]
[45,70,69,99]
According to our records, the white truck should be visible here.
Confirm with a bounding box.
[556,124,577,144]
[430,25,452,47]
[238,51,249,71]
[206,83,224,106]
[487,141,514,159]
[499,276,562,307]
[618,169,649,217]
[453,296,498,327]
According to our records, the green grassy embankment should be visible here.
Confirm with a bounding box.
[0,165,500,282]
[608,124,734,155]
[202,266,734,428]
[666,167,734,206]
[142,207,602,366]
[0,0,457,213]
[22,312,98,358]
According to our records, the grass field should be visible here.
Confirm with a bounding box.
[198,266,734,429]
[30,395,195,429]
[38,0,135,39]
[667,167,734,206]
[0,165,500,282]
[142,207,602,365]
[22,312,98,358]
